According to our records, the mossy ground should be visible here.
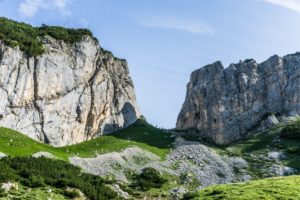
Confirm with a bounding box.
[188,176,300,200]
[0,119,174,161]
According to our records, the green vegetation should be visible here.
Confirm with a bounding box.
[0,17,94,57]
[0,117,299,199]
[0,184,68,200]
[185,176,300,200]
[200,119,300,178]
[0,157,117,200]
[131,167,167,191]
[181,118,300,179]
[280,119,300,140]
[119,171,179,199]
[0,119,174,161]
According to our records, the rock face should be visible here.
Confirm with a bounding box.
[177,53,300,144]
[0,35,140,146]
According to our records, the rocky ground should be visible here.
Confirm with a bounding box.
[69,136,251,197]
[163,138,250,188]
[0,127,297,199]
[70,147,161,182]
[68,129,298,199]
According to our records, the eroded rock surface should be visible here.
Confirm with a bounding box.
[177,53,300,144]
[0,36,140,146]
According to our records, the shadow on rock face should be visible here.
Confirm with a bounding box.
[103,102,137,134]
[103,123,122,134]
[121,102,137,127]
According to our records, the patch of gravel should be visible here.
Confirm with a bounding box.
[226,156,248,169]
[261,164,296,177]
[70,147,161,182]
[70,137,251,190]
[248,150,297,178]
[164,138,237,188]
[32,152,55,159]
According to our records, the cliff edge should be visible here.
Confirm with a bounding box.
[177,54,300,144]
[0,18,140,146]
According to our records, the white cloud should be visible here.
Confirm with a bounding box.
[19,0,72,18]
[263,0,300,13]
[137,16,214,35]
[79,17,88,27]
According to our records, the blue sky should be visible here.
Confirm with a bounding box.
[1,0,300,128]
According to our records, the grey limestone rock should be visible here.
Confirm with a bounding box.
[177,53,300,144]
[0,36,140,146]
[0,152,6,159]
[257,114,279,132]
[32,151,55,159]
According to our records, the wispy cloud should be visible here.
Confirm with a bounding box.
[19,0,73,18]
[263,0,300,13]
[136,16,214,35]
[79,17,88,27]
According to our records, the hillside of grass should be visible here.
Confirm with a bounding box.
[0,118,299,199]
[186,176,300,200]
[218,119,300,177]
[0,17,94,57]
[181,118,297,179]
[0,119,175,161]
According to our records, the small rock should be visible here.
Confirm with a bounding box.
[111,184,129,199]
[1,182,18,192]
[239,174,252,182]
[268,151,285,161]
[257,115,279,132]
[281,166,295,176]
[0,152,7,159]
[288,111,299,117]
[228,157,248,169]
[32,152,54,159]
[170,187,189,199]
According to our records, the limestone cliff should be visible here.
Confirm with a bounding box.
[177,53,300,144]
[0,35,140,146]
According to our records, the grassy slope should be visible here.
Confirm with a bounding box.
[189,176,300,200]
[0,119,174,161]
[0,119,299,199]
[1,117,299,174]
[223,123,300,175]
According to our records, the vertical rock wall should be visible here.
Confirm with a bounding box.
[177,54,300,144]
[0,36,140,146]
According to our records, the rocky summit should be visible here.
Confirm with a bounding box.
[0,35,140,146]
[177,53,300,144]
